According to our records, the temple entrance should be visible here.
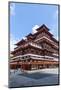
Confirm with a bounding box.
[21,64,31,70]
[10,60,59,71]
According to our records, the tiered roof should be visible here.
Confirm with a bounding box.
[11,24,58,54]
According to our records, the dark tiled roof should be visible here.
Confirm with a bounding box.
[36,24,50,31]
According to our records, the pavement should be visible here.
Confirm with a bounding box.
[9,68,59,88]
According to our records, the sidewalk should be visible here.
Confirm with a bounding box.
[9,68,59,88]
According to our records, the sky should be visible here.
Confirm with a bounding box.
[10,2,59,51]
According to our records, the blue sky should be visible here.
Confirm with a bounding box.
[10,2,59,51]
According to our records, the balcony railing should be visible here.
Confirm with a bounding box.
[11,54,58,61]
[14,42,42,50]
[28,42,42,49]
[35,36,58,48]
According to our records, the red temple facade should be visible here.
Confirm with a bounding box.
[10,24,59,71]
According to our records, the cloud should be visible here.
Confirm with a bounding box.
[55,36,58,41]
[10,34,17,51]
[22,37,27,40]
[10,3,15,15]
[32,25,39,34]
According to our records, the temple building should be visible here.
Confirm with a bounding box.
[10,24,59,71]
